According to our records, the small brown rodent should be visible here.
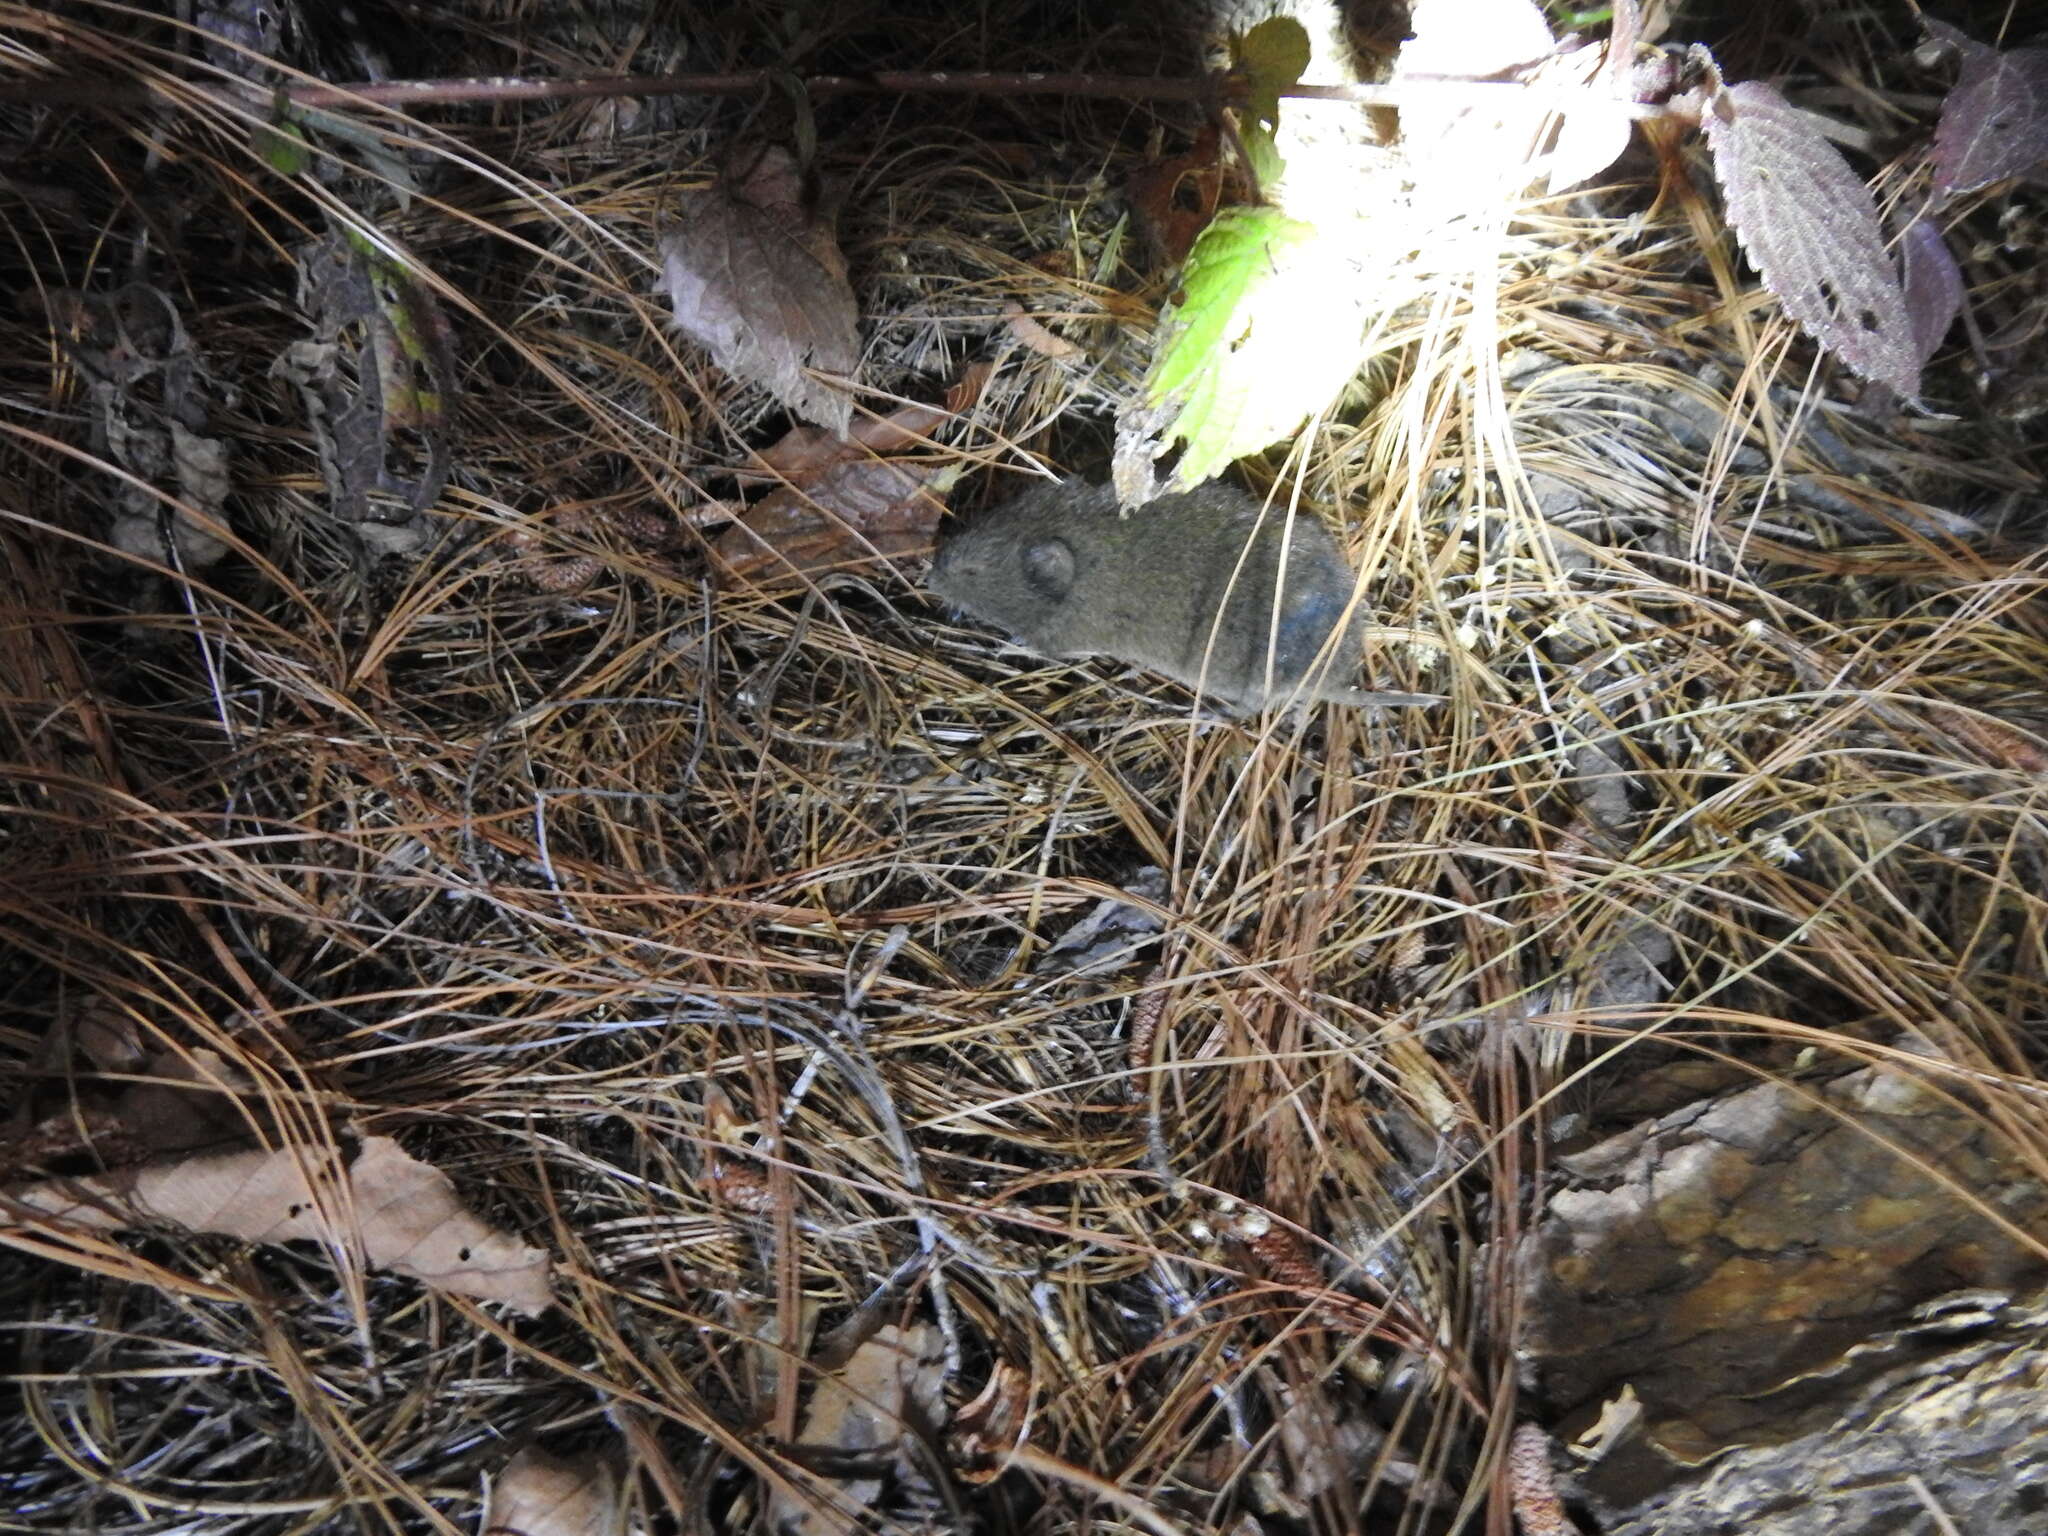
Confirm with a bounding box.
[928,478,1429,713]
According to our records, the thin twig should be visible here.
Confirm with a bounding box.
[0,67,1670,117]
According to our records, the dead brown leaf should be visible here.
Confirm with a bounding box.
[766,1322,948,1536]
[483,1447,622,1536]
[1,1042,259,1183]
[4,1133,552,1316]
[943,362,993,417]
[711,459,946,593]
[755,403,952,481]
[1125,124,1226,264]
[1274,1384,1392,1502]
[44,283,235,569]
[67,998,148,1073]
[661,144,859,434]
[746,363,987,483]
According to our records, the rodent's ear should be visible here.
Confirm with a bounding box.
[1020,538,1076,600]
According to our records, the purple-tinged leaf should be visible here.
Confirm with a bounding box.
[1701,79,1920,398]
[1926,20,2048,199]
[1898,217,1963,366]
[661,144,859,434]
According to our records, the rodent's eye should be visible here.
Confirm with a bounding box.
[1020,538,1075,601]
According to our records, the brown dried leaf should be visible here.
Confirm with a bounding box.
[767,1323,947,1536]
[1700,78,1920,397]
[45,283,235,569]
[70,1000,148,1074]
[1036,866,1167,978]
[111,1047,265,1158]
[1274,1385,1391,1501]
[755,401,953,480]
[943,362,994,417]
[1124,124,1225,264]
[712,460,945,593]
[483,1447,621,1536]
[662,145,859,433]
[5,1134,552,1315]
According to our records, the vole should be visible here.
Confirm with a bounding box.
[928,478,1431,713]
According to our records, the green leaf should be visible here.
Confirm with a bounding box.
[253,118,311,177]
[1237,15,1312,128]
[1143,205,1363,488]
[1239,123,1286,189]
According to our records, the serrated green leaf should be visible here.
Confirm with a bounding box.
[1143,206,1363,488]
[1149,207,1309,397]
[1238,15,1312,128]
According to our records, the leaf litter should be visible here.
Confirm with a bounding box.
[766,1323,948,1536]
[712,376,986,590]
[5,4,2048,1536]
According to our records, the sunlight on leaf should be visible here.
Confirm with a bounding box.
[1133,206,1361,493]
[1238,15,1312,129]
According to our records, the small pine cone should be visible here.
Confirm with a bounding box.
[1508,1423,1578,1536]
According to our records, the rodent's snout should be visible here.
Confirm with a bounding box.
[923,533,984,612]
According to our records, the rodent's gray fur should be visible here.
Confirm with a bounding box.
[928,478,1428,713]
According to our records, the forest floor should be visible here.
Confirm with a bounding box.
[3,4,2046,1535]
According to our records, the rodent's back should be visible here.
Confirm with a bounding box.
[929,479,1364,709]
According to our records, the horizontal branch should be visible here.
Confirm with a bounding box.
[0,66,1664,119]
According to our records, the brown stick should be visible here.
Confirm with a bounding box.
[0,68,1228,111]
[0,68,1664,117]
